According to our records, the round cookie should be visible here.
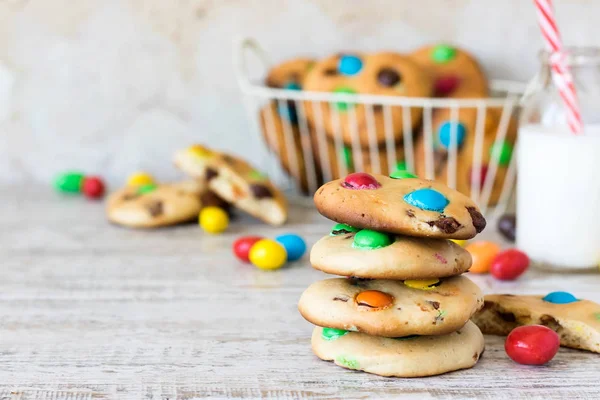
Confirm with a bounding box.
[303,52,433,148]
[312,321,484,377]
[106,181,206,228]
[410,44,489,98]
[298,276,484,337]
[314,174,486,239]
[310,227,472,279]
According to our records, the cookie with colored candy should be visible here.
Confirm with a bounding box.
[314,174,486,239]
[471,293,600,353]
[310,228,471,279]
[298,276,483,337]
[410,44,489,98]
[312,320,484,377]
[303,52,433,148]
[106,181,207,228]
[174,144,288,226]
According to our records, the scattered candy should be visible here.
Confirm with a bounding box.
[377,68,401,87]
[321,327,348,341]
[403,188,449,212]
[82,176,105,199]
[342,172,381,190]
[233,236,263,263]
[137,184,157,195]
[498,214,516,242]
[466,241,501,274]
[438,122,467,149]
[434,75,460,96]
[432,44,457,63]
[330,223,360,236]
[249,239,287,270]
[389,170,417,179]
[352,229,392,250]
[505,325,560,365]
[490,249,529,280]
[54,171,85,193]
[355,290,394,309]
[489,141,513,166]
[275,234,307,261]
[127,172,155,186]
[450,239,467,247]
[199,206,229,234]
[338,55,363,76]
[403,278,440,290]
[333,86,357,111]
[543,291,578,304]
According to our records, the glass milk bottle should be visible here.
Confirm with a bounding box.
[518,48,600,271]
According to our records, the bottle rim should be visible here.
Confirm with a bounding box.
[539,47,600,66]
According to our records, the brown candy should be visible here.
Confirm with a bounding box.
[377,68,401,87]
[498,214,516,242]
[355,290,394,310]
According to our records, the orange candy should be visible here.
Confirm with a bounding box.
[355,290,394,309]
[466,241,501,274]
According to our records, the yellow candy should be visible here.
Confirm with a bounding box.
[127,172,155,186]
[199,206,229,234]
[188,145,213,158]
[404,278,440,290]
[451,239,467,247]
[249,239,287,270]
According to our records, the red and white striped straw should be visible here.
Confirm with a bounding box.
[534,0,583,134]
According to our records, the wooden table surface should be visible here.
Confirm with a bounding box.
[1,187,599,400]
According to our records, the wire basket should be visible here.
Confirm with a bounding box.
[235,38,526,218]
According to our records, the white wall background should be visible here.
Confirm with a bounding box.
[0,0,597,186]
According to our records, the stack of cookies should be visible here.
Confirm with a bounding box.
[298,172,487,377]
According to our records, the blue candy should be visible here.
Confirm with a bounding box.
[438,122,466,149]
[338,55,363,76]
[284,81,301,91]
[542,291,578,304]
[275,234,307,262]
[403,188,449,212]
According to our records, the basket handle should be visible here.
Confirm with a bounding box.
[233,37,272,89]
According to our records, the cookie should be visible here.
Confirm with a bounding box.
[413,107,518,206]
[472,293,600,354]
[312,320,484,377]
[410,44,488,98]
[174,144,288,226]
[106,181,205,228]
[298,276,484,337]
[314,173,486,239]
[303,52,433,148]
[310,227,472,279]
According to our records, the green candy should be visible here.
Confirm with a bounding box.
[341,146,353,169]
[389,170,417,179]
[333,87,356,112]
[335,355,359,369]
[395,335,419,341]
[137,183,157,195]
[352,229,393,250]
[322,327,349,341]
[432,44,457,63]
[249,170,267,181]
[395,161,407,171]
[330,223,360,236]
[54,172,84,193]
[489,141,513,166]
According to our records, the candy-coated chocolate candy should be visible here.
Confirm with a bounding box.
[468,165,488,186]
[283,81,301,90]
[355,290,394,309]
[432,44,457,63]
[333,86,356,111]
[342,172,381,190]
[352,229,392,250]
[82,176,105,199]
[321,327,348,341]
[434,75,460,96]
[505,325,560,365]
[451,239,467,247]
[389,170,417,179]
[233,236,263,263]
[403,278,440,290]
[543,291,578,304]
[249,239,287,270]
[489,141,513,166]
[137,184,157,195]
[466,241,501,274]
[377,68,401,87]
[438,121,467,149]
[490,249,529,280]
[54,172,84,193]
[403,188,449,212]
[338,55,363,76]
[341,146,353,169]
[127,172,155,186]
[395,161,407,171]
[275,234,307,261]
[188,144,213,158]
[199,206,229,234]
[498,214,516,242]
[330,223,360,236]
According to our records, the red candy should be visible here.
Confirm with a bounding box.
[342,173,381,190]
[505,325,560,365]
[468,165,488,186]
[490,249,529,280]
[82,176,105,199]
[434,75,460,96]
[233,236,263,263]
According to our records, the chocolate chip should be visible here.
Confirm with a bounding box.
[427,301,441,310]
[497,311,516,322]
[324,68,337,76]
[498,213,516,242]
[147,200,163,217]
[467,206,486,233]
[428,216,462,234]
[540,314,562,332]
[377,68,401,87]
[333,296,349,302]
[406,209,415,218]
[205,167,218,181]
[250,184,273,199]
